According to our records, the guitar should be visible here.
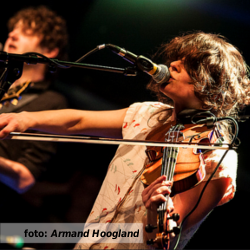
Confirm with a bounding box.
[0,81,32,109]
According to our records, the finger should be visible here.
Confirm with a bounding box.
[142,180,172,204]
[142,175,172,197]
[144,186,172,210]
[144,193,168,210]
[0,126,14,139]
[0,115,20,139]
[0,122,13,139]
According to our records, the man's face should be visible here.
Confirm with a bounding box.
[4,20,45,54]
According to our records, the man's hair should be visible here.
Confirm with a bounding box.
[7,5,68,60]
[147,31,250,119]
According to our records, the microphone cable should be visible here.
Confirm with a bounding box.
[173,116,238,249]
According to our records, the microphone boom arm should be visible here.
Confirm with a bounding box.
[0,51,138,74]
[0,50,138,99]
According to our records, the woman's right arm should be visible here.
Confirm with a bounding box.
[0,108,129,139]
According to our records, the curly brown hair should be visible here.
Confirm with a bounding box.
[147,31,250,120]
[7,5,68,60]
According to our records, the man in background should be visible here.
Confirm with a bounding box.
[0,5,68,221]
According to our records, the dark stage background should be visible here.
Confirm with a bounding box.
[0,0,250,249]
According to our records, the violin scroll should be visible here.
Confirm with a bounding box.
[145,213,180,233]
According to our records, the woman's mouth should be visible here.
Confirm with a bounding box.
[169,72,175,80]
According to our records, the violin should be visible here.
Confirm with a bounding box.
[142,114,224,249]
[6,110,229,249]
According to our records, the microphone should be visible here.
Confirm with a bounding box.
[106,44,170,84]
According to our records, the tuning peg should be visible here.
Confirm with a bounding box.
[3,100,10,107]
[146,239,155,245]
[145,224,157,233]
[168,226,181,235]
[11,98,18,106]
[168,213,180,222]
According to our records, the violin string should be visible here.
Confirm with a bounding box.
[163,125,180,212]
[160,127,171,216]
[166,126,174,181]
[162,147,169,213]
[170,124,181,181]
[159,124,182,233]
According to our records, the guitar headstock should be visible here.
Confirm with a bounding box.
[0,81,32,109]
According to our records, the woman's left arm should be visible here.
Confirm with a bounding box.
[173,177,231,232]
[141,176,230,245]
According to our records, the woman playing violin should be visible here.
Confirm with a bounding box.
[0,32,249,249]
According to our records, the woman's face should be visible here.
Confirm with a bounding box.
[160,60,202,110]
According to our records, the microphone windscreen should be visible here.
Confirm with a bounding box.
[152,64,170,84]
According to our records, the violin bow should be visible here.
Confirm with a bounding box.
[8,132,232,150]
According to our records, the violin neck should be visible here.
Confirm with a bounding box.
[157,195,170,232]
[157,126,181,216]
[161,146,179,181]
[157,146,179,225]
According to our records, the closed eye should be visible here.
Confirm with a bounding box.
[171,66,177,72]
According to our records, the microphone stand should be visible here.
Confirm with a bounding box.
[0,51,138,100]
[0,59,24,100]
